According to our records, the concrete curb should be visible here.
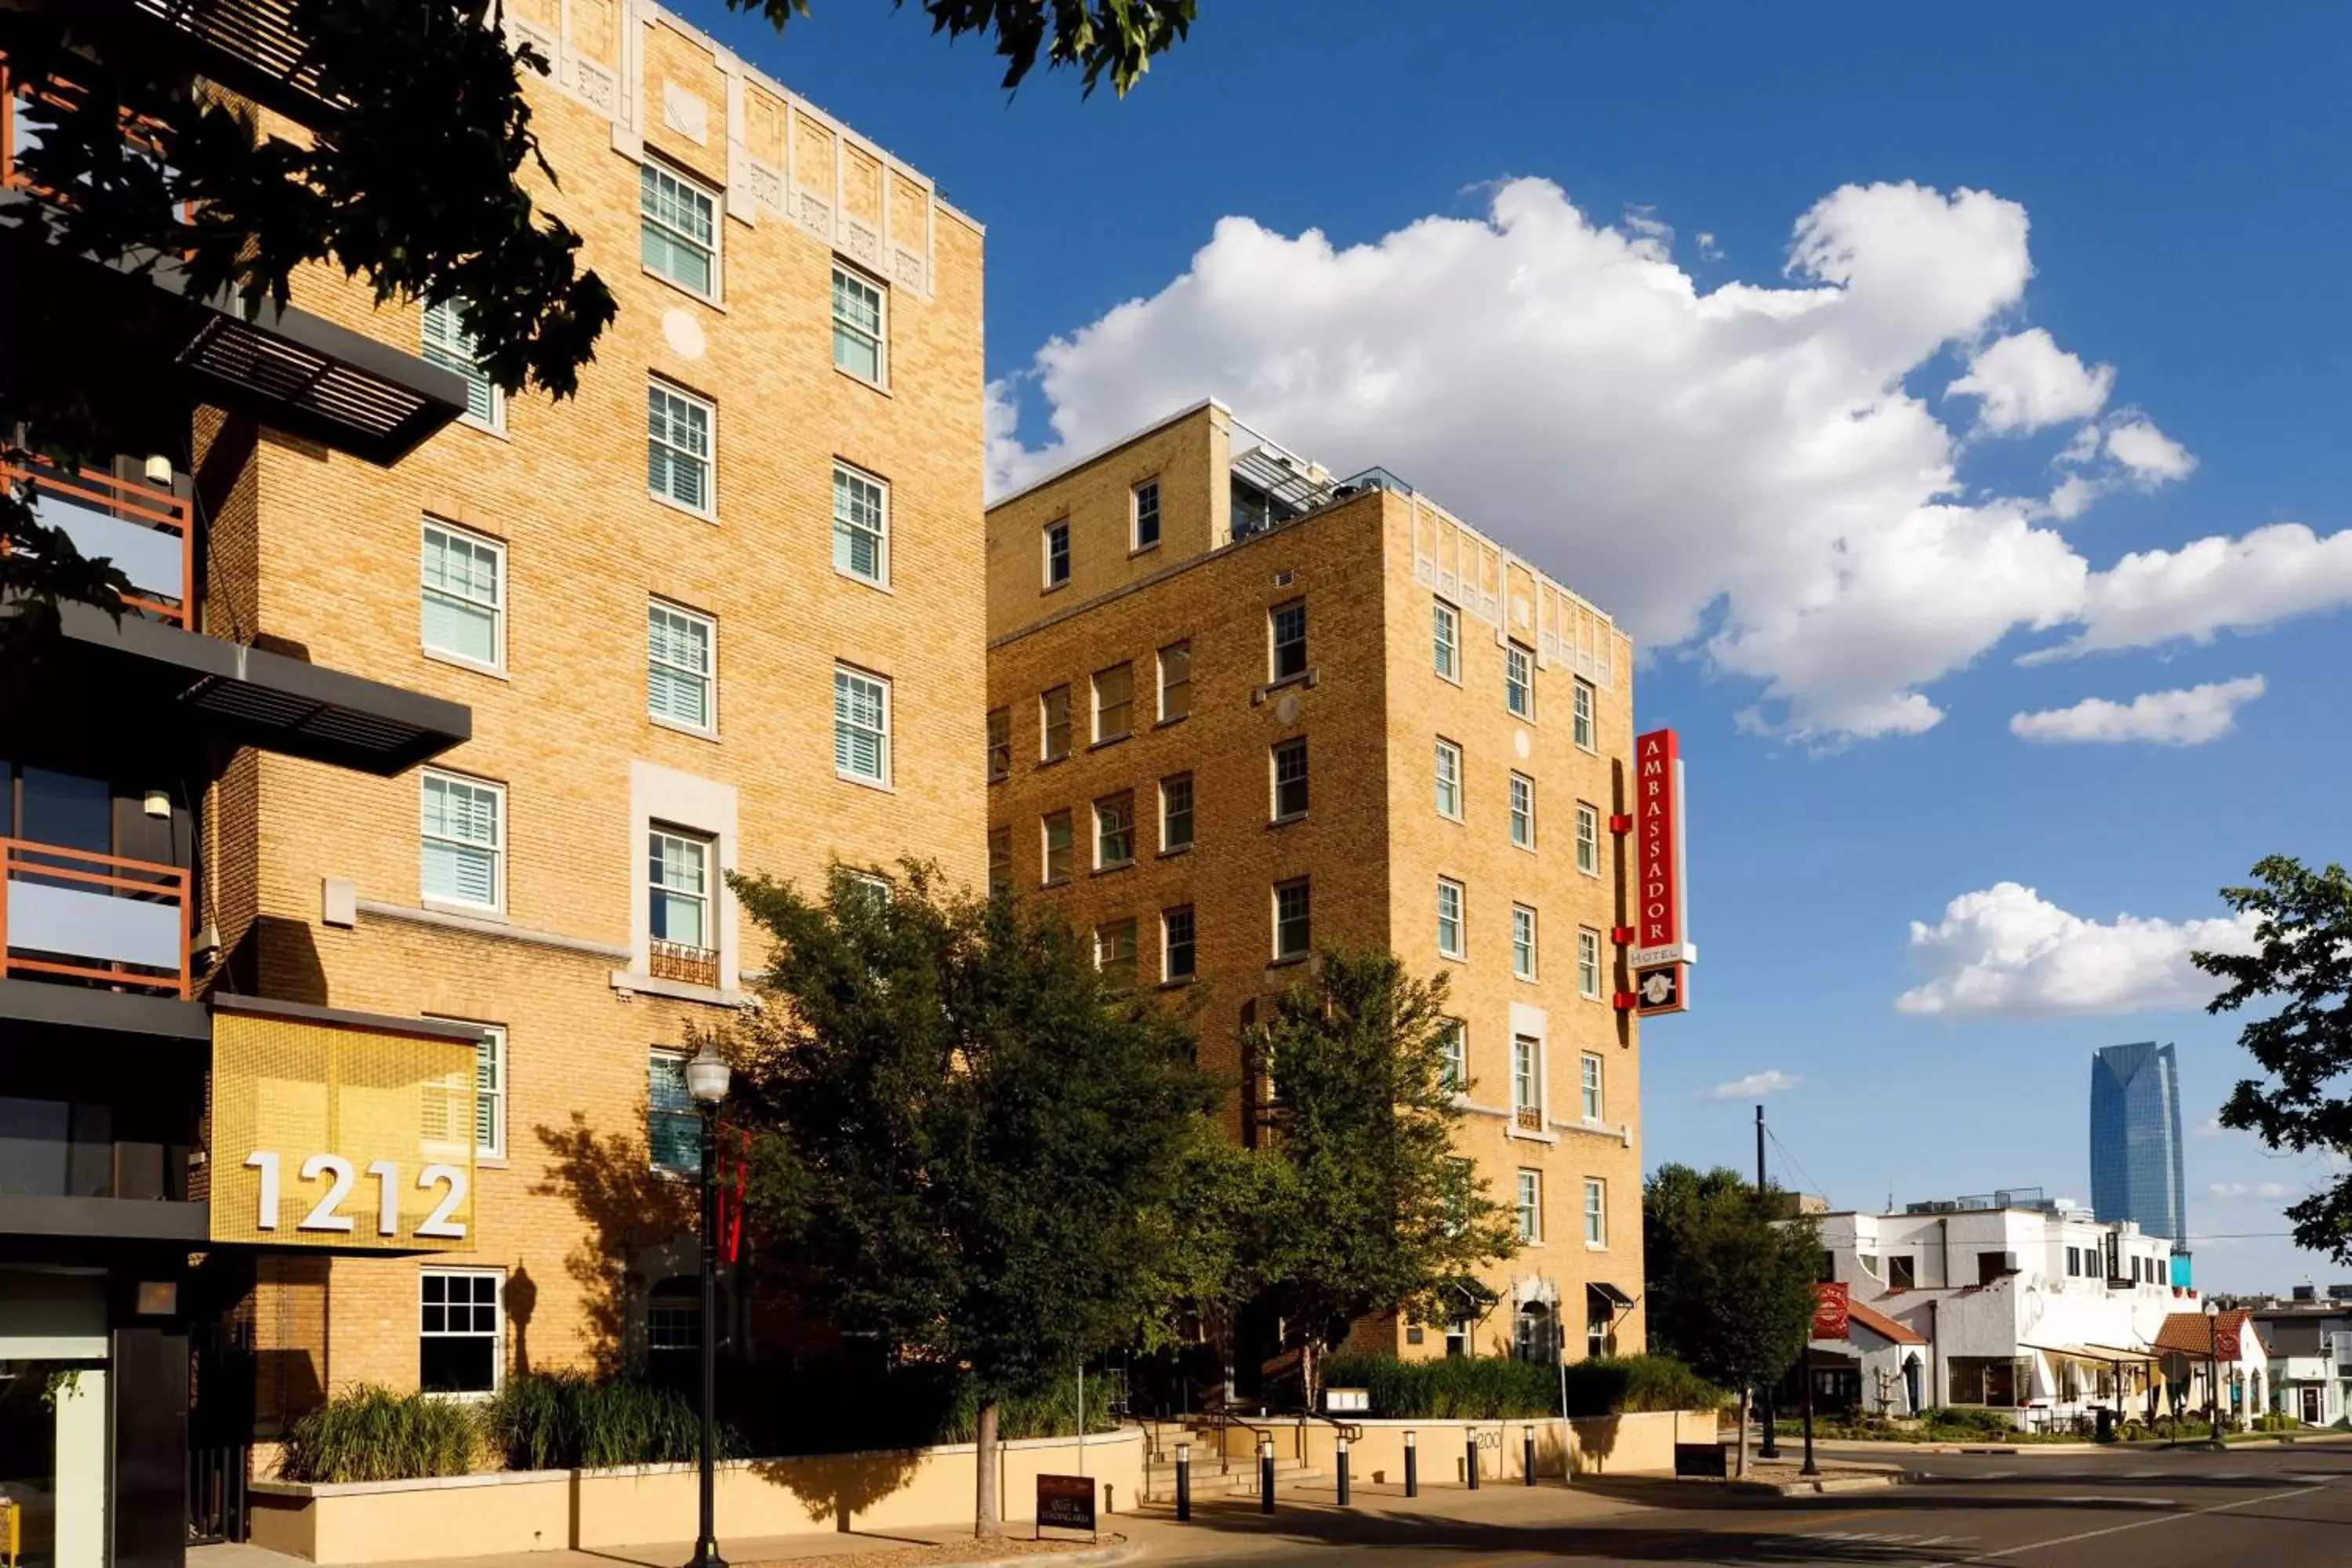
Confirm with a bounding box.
[1730,1473,1904,1497]
[936,1541,1140,1568]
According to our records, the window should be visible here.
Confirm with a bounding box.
[1093,663,1133,743]
[1273,878,1311,960]
[1163,906,1196,982]
[1434,739,1463,819]
[648,829,715,975]
[1271,737,1309,820]
[420,521,503,670]
[419,1270,502,1396]
[1889,1255,1918,1289]
[1160,774,1194,852]
[833,667,891,785]
[1584,1178,1607,1247]
[1095,918,1138,990]
[1432,599,1460,681]
[1516,1172,1542,1243]
[1581,1052,1603,1123]
[641,160,718,296]
[1512,1035,1540,1125]
[987,826,1011,897]
[831,267,886,383]
[832,463,888,586]
[1510,774,1536,850]
[466,1024,506,1160]
[648,1051,699,1174]
[647,1281,699,1354]
[1573,678,1596,750]
[1094,792,1135,869]
[1133,479,1160,550]
[421,299,502,430]
[1444,1157,1474,1240]
[1040,685,1072,762]
[1587,1294,1613,1359]
[986,708,1011,782]
[1438,1019,1467,1094]
[1505,641,1534,718]
[647,601,714,731]
[420,771,503,910]
[1577,927,1602,1000]
[648,381,713,514]
[1158,641,1191,721]
[1044,520,1071,588]
[1270,601,1307,681]
[1512,904,1537,980]
[1574,802,1599,875]
[1041,811,1073,883]
[1436,877,1465,959]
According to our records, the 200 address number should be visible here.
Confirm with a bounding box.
[243,1152,469,1240]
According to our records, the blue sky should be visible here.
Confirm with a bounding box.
[673,1,2350,1289]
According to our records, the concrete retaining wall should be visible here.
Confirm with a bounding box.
[1196,1410,1716,1479]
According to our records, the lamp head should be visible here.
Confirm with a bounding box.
[684,1042,731,1105]
[2205,1298,2220,1319]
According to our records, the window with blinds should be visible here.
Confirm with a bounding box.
[647,601,715,731]
[420,771,503,910]
[420,299,502,430]
[833,667,890,785]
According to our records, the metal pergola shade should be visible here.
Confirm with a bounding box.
[87,0,343,130]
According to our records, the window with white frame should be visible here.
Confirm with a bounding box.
[1273,878,1312,960]
[641,161,718,296]
[833,666,891,785]
[1434,738,1463,819]
[832,463,888,586]
[1516,1171,1542,1243]
[419,1269,503,1395]
[1432,598,1460,681]
[1133,479,1161,550]
[1095,917,1138,990]
[1436,877,1465,959]
[1044,519,1071,588]
[986,707,1011,782]
[647,600,714,731]
[1160,773,1194,851]
[648,827,715,969]
[434,1021,507,1160]
[1575,801,1599,876]
[832,267,885,383]
[1439,1018,1467,1094]
[648,1050,699,1174]
[1040,684,1072,762]
[1272,736,1308,820]
[1041,811,1073,883]
[1512,1034,1541,1125]
[1162,905,1196,982]
[1584,1178,1607,1247]
[1573,678,1596,750]
[1506,641,1535,719]
[1510,773,1536,850]
[1512,904,1537,980]
[420,520,503,670]
[648,381,714,514]
[647,1282,699,1353]
[1094,792,1135,869]
[987,826,1011,897]
[1094,662,1134,742]
[1158,641,1191,721]
[420,771,503,910]
[1581,1052,1603,1123]
[1270,600,1307,681]
[1577,927,1602,1000]
[420,299,502,430]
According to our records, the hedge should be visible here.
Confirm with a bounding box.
[1317,1354,1725,1420]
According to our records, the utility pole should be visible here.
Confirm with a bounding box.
[1756,1105,1780,1462]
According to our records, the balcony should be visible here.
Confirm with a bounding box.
[649,938,720,990]
[4,458,193,628]
[66,0,343,132]
[0,837,191,999]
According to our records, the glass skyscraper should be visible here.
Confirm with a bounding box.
[2090,1041,2187,1243]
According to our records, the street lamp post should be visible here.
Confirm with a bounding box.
[686,1043,732,1568]
[2201,1299,2226,1454]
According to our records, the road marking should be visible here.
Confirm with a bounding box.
[2050,1494,2172,1505]
[1964,1484,2325,1560]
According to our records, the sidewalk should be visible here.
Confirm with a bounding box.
[1808,1429,2352,1457]
[193,1530,1138,1568]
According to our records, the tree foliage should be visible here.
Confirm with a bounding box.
[724,865,1218,1534]
[1245,949,1517,1399]
[727,0,1196,95]
[2197,855,2352,1263]
[1641,1163,1820,1394]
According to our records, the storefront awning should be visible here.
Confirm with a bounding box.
[2024,1342,2158,1365]
[1588,1281,1635,1310]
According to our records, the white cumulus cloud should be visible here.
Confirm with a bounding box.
[1895,882,2261,1017]
[989,179,2265,742]
[1707,1069,1801,1102]
[2009,676,2265,746]
[2024,523,2352,662]
[1947,328,2114,434]
[2210,1181,2290,1200]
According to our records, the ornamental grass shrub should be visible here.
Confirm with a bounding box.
[1318,1353,1724,1420]
[281,1385,481,1483]
[483,1370,733,1471]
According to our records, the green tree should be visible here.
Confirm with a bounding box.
[1247,948,1517,1408]
[2196,855,2352,1261]
[727,865,1220,1537]
[1642,1163,1820,1478]
[0,0,1194,648]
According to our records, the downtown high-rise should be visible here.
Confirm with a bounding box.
[2091,1042,2189,1265]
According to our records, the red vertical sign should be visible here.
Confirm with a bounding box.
[1634,728,1688,961]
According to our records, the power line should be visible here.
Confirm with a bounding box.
[1764,1125,1827,1208]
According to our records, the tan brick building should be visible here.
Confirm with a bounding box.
[216,4,986,1409]
[985,401,1647,1365]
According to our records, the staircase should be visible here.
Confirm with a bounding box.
[1134,1416,1327,1503]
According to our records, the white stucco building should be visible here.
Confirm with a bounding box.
[2246,1292,2352,1426]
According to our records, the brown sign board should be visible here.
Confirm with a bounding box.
[1035,1473,1095,1537]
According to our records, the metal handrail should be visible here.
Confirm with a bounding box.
[0,837,192,996]
[1,457,194,628]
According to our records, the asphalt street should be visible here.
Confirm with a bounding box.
[1132,1443,2352,1565]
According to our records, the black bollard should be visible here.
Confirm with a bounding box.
[1175,1442,1191,1523]
[1336,1434,1351,1506]
[1404,1428,1418,1497]
[1466,1429,1480,1490]
[1523,1424,1537,1486]
[1258,1437,1275,1514]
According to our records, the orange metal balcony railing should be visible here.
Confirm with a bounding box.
[1,459,194,628]
[1514,1105,1544,1133]
[649,939,720,989]
[0,837,193,998]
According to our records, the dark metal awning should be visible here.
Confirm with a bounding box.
[53,598,471,773]
[1588,1281,1636,1310]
